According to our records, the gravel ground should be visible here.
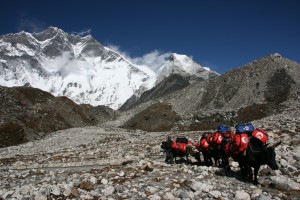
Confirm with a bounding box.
[1,120,300,199]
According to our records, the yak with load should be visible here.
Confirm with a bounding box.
[225,124,281,184]
[161,136,200,164]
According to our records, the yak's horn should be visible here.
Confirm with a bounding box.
[270,140,282,149]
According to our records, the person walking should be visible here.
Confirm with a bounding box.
[165,135,174,164]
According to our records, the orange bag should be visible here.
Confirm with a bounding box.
[178,143,186,153]
[252,129,268,144]
[227,133,249,156]
[212,132,223,145]
[171,141,177,150]
[200,138,209,149]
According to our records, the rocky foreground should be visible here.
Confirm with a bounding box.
[1,117,300,200]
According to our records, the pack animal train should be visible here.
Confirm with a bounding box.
[161,123,281,184]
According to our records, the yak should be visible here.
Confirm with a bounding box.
[202,132,232,171]
[236,137,281,184]
[161,136,200,164]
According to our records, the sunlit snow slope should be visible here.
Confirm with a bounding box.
[0,27,155,109]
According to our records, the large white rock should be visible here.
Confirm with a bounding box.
[102,185,115,196]
[209,190,221,198]
[147,186,159,194]
[62,184,72,196]
[1,191,14,199]
[251,189,263,199]
[90,176,97,184]
[270,175,300,190]
[280,158,288,167]
[50,185,60,196]
[190,181,213,192]
[101,178,108,185]
[164,192,175,200]
[235,190,250,200]
[148,195,161,200]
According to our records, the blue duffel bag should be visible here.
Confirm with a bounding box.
[235,123,255,134]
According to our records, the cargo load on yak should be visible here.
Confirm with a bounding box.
[176,136,189,144]
[217,124,228,133]
[195,132,211,151]
[167,136,199,164]
[252,129,268,144]
[235,123,255,136]
[194,137,209,151]
[171,136,193,153]
[225,133,249,157]
[208,124,228,146]
[210,132,223,145]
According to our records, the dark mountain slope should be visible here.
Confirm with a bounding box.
[121,103,180,132]
[119,74,195,111]
[0,86,118,147]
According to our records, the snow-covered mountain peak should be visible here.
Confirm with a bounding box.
[0,27,217,109]
[156,53,218,84]
[168,53,203,73]
[0,27,154,109]
[32,26,66,41]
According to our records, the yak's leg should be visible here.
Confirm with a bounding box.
[165,150,174,164]
[194,152,201,163]
[208,157,213,166]
[222,155,231,172]
[214,156,220,167]
[253,166,260,185]
[169,152,174,164]
[203,151,213,166]
[203,153,208,166]
[238,160,247,180]
[204,156,212,166]
[185,155,191,164]
[245,164,253,181]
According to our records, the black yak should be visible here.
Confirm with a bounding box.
[236,138,281,184]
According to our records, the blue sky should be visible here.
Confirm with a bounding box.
[1,0,299,73]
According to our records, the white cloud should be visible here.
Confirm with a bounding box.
[107,45,170,72]
[131,50,170,72]
[43,52,92,77]
[108,45,131,59]
[72,28,92,36]
[18,14,46,33]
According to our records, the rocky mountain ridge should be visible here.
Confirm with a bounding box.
[121,54,300,131]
